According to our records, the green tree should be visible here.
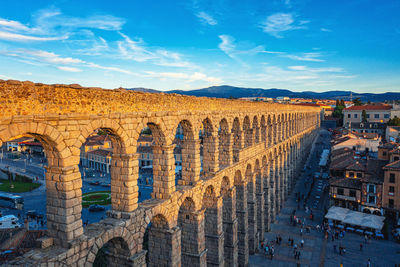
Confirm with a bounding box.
[362,110,367,122]
[333,99,346,126]
[340,99,345,107]
[352,97,363,106]
[388,116,400,126]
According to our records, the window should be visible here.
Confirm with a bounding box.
[366,114,370,118]
[374,114,379,119]
[349,172,354,177]
[390,173,396,183]
[356,172,362,178]
[368,195,376,204]
[368,184,375,193]
[349,190,356,197]
[348,114,351,118]
[337,188,344,195]
[389,186,395,195]
[354,114,358,118]
[383,151,387,156]
[394,156,400,161]
[384,114,390,118]
[389,199,394,209]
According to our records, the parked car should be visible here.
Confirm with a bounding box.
[88,205,105,212]
[89,181,100,186]
[100,183,111,187]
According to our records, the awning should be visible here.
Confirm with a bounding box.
[325,206,385,230]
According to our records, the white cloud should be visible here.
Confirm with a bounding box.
[288,65,343,72]
[196,11,217,25]
[218,35,236,58]
[0,19,30,31]
[146,71,222,84]
[261,13,308,38]
[320,28,332,32]
[57,66,82,72]
[0,31,67,42]
[283,52,325,62]
[23,50,84,64]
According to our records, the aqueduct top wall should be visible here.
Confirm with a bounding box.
[0,79,319,116]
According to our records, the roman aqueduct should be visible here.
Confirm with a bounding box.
[0,80,321,266]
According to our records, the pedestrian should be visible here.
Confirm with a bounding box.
[264,245,269,257]
[300,239,304,248]
[367,258,371,267]
[333,244,337,253]
[364,235,368,244]
[360,243,363,251]
[297,250,301,260]
[291,238,294,247]
[300,228,303,236]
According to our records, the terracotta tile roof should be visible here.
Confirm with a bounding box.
[84,135,111,147]
[344,104,392,111]
[346,161,367,171]
[379,142,399,150]
[384,160,400,170]
[88,149,112,157]
[330,177,362,189]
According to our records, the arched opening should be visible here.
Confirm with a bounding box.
[232,118,241,163]
[93,237,130,267]
[253,116,260,144]
[80,128,125,226]
[246,164,257,254]
[0,133,50,231]
[218,119,230,169]
[136,127,154,202]
[174,121,197,185]
[202,185,223,265]
[178,197,206,265]
[243,116,252,148]
[267,115,273,147]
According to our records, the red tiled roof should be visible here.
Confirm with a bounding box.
[384,160,400,170]
[88,149,112,157]
[344,104,392,111]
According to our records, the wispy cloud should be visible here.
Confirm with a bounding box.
[261,13,308,38]
[146,71,222,84]
[196,11,217,25]
[320,28,332,32]
[288,65,343,72]
[57,66,82,72]
[0,8,125,42]
[282,52,325,62]
[117,32,192,67]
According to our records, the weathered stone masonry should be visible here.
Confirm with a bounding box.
[0,80,320,266]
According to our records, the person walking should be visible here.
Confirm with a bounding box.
[367,258,371,267]
[300,239,304,248]
[360,243,363,251]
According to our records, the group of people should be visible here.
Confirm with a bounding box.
[260,240,275,260]
[260,235,305,262]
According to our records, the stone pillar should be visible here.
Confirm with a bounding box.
[232,130,243,163]
[180,139,201,185]
[273,123,278,145]
[256,171,265,240]
[274,157,281,214]
[202,133,219,176]
[111,153,139,211]
[263,165,270,232]
[268,125,273,147]
[236,184,248,266]
[152,144,176,199]
[254,126,260,144]
[180,209,207,267]
[204,196,224,267]
[247,177,257,254]
[269,162,276,223]
[148,226,181,267]
[223,188,238,267]
[45,165,83,247]
[219,132,233,168]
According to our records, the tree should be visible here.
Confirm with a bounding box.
[353,97,363,106]
[388,116,400,126]
[333,99,346,126]
[340,99,345,107]
[362,110,367,122]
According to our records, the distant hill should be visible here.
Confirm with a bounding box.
[126,85,400,102]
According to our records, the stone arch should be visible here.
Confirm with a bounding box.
[232,117,242,163]
[234,170,244,185]
[88,228,134,266]
[243,116,252,148]
[220,176,231,196]
[0,122,82,245]
[252,115,260,144]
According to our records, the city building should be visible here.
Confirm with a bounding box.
[349,122,386,137]
[386,126,400,143]
[382,159,400,219]
[80,135,113,172]
[4,136,43,154]
[343,104,400,126]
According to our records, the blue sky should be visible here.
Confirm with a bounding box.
[0,0,399,93]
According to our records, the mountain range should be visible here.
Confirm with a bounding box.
[126,85,400,102]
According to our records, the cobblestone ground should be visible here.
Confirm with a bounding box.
[249,130,400,267]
